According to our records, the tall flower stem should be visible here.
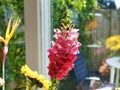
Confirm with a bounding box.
[1,45,8,90]
[2,63,5,90]
[0,17,19,90]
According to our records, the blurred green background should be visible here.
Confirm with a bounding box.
[0,0,25,90]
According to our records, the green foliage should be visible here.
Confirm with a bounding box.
[61,5,72,30]
[57,70,76,90]
[5,29,25,89]
[0,0,25,89]
[0,1,6,33]
[0,0,24,24]
[48,79,59,90]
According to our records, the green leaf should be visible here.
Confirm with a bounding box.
[18,82,27,88]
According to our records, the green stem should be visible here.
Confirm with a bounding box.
[48,79,58,90]
[2,63,5,90]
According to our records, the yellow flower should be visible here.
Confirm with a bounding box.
[0,16,19,45]
[42,80,51,90]
[37,75,46,82]
[21,64,37,78]
[115,87,120,90]
[21,65,51,89]
[106,35,120,51]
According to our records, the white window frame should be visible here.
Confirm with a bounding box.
[24,0,51,79]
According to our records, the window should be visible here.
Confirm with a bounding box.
[24,0,51,79]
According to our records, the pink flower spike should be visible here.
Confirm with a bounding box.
[47,26,81,80]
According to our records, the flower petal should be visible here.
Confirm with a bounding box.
[0,36,5,43]
[7,17,19,42]
[5,16,12,40]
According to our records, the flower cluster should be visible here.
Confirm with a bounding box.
[106,35,120,51]
[47,27,81,80]
[0,77,4,87]
[21,65,51,90]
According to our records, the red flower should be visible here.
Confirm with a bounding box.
[48,29,81,80]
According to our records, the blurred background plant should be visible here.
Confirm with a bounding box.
[106,35,120,56]
[0,0,25,90]
[95,35,120,58]
[95,35,120,79]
